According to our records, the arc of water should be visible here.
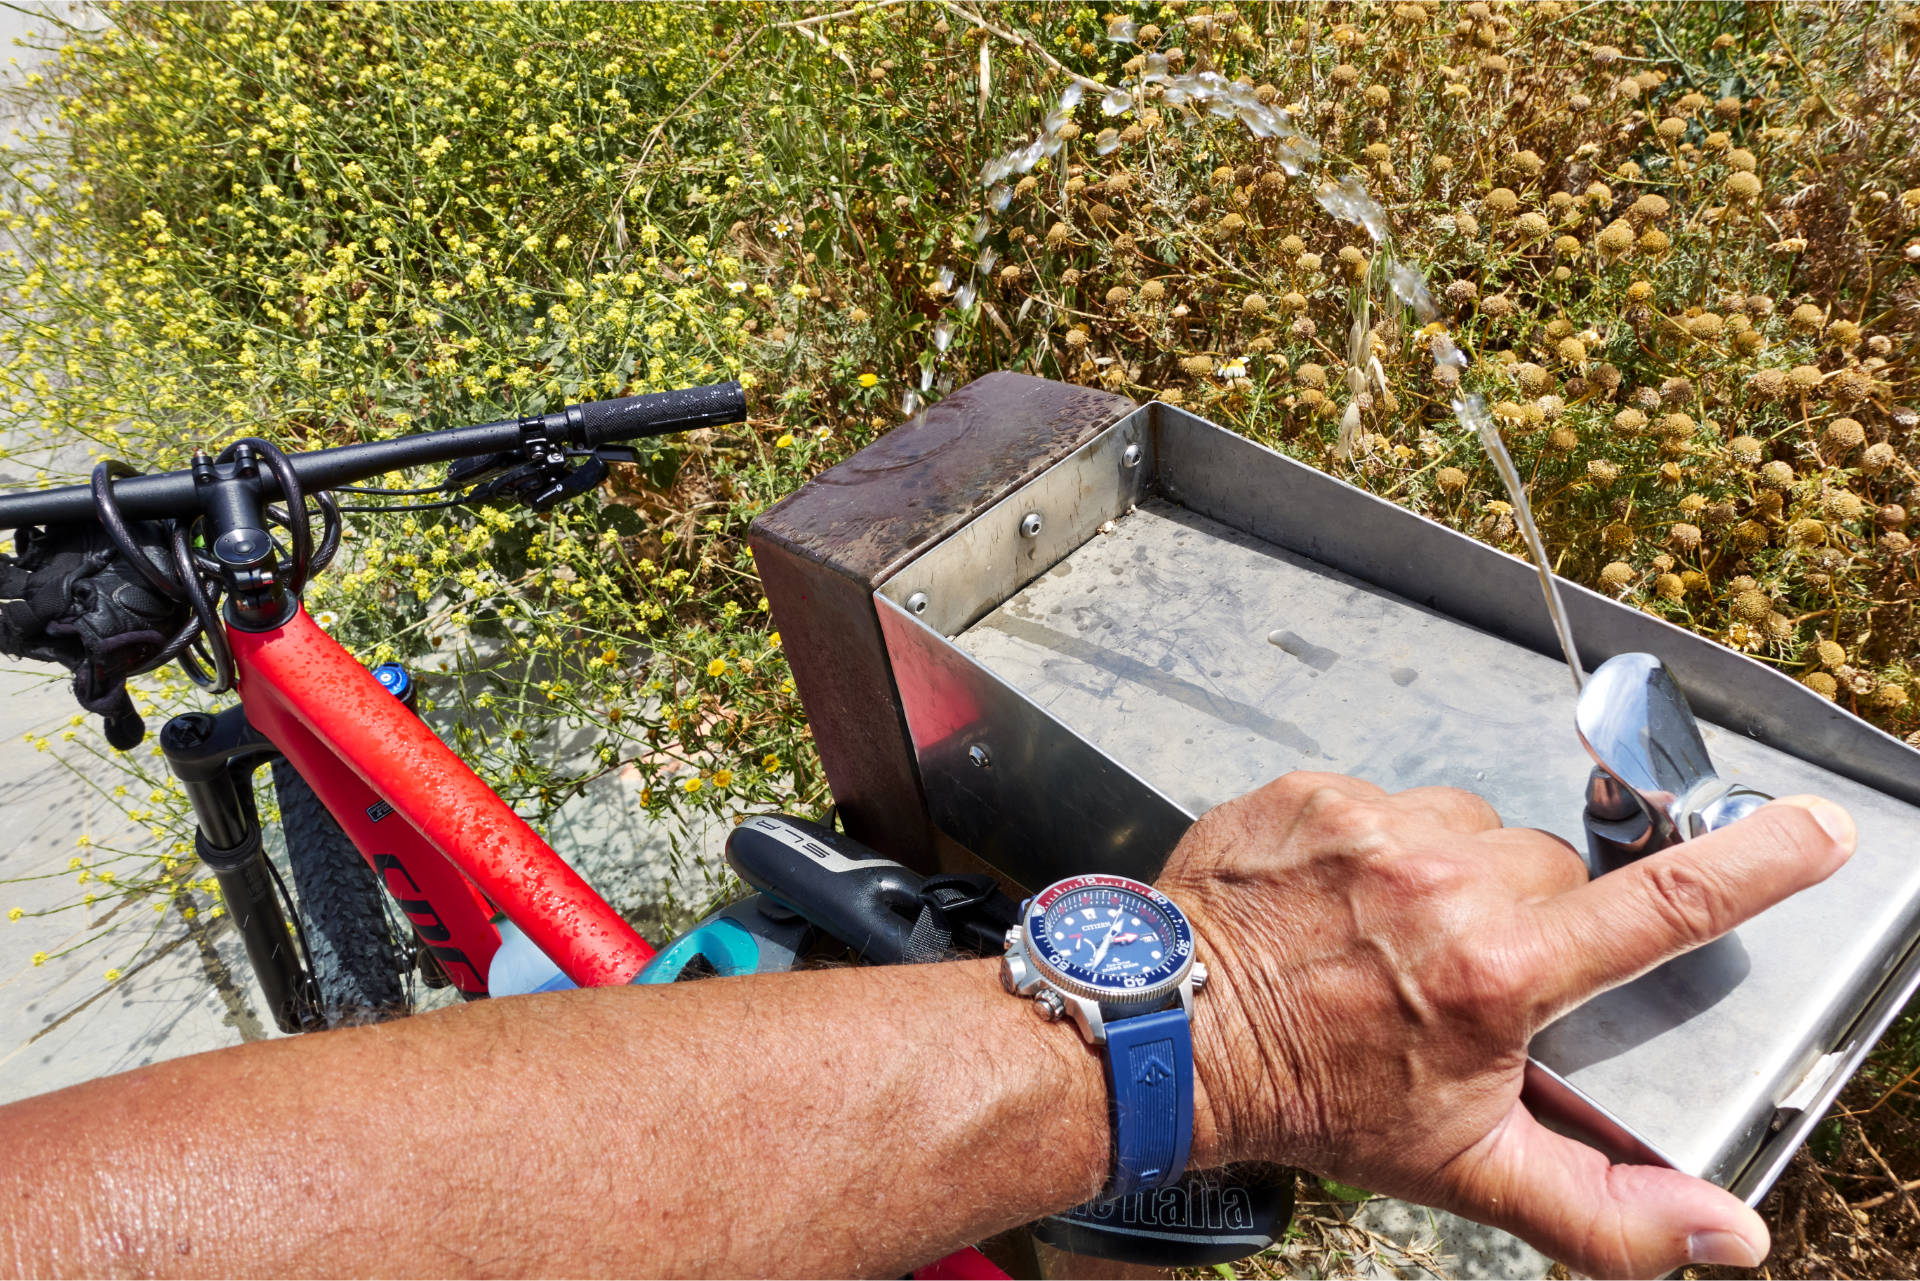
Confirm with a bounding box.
[934,23,1584,692]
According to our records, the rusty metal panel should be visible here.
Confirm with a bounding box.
[749,373,1138,870]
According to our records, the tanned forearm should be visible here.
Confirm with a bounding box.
[0,959,1220,1278]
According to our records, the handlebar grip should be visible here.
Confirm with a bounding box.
[570,380,746,447]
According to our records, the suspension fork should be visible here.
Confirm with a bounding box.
[158,705,319,1034]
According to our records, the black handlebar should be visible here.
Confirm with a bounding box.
[0,381,747,529]
[574,380,747,447]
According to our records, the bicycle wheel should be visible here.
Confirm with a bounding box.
[268,757,413,1026]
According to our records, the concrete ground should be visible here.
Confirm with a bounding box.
[0,1,263,1106]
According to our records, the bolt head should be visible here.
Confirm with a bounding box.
[968,743,993,769]
[1019,511,1044,538]
[906,591,929,615]
[1122,442,1143,468]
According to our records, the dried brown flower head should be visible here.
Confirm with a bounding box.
[1628,193,1671,222]
[1788,518,1828,547]
[1732,588,1773,622]
[1787,364,1824,393]
[1822,488,1866,523]
[1829,367,1873,403]
[1597,219,1635,255]
[1823,417,1866,455]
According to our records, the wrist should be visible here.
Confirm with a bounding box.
[1169,890,1301,1170]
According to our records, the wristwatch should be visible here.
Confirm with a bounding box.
[1001,873,1207,1200]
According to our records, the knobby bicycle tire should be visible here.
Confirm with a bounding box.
[268,758,413,1026]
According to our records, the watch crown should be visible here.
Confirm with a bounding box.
[1034,989,1067,1022]
[1191,962,1210,992]
[1004,925,1021,951]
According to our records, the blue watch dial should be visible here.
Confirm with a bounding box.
[1027,874,1192,995]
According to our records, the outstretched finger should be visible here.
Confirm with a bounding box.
[1525,796,1854,1020]
[1440,1099,1769,1279]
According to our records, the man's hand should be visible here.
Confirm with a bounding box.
[1157,772,1856,1280]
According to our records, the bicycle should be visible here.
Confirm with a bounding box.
[0,383,745,1031]
[0,384,1251,1278]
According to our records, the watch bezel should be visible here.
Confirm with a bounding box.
[1023,874,1194,1007]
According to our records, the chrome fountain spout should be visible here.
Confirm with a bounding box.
[1575,653,1774,870]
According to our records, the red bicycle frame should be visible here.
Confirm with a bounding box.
[228,604,654,994]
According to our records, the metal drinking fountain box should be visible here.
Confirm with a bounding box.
[751,372,1920,1201]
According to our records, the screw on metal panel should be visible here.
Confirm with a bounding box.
[1019,512,1044,537]
[969,743,993,769]
[1121,443,1143,469]
[906,591,929,615]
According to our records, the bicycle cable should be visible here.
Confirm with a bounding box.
[86,439,345,695]
[333,495,478,515]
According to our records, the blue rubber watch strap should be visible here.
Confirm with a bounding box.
[1101,1006,1194,1200]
